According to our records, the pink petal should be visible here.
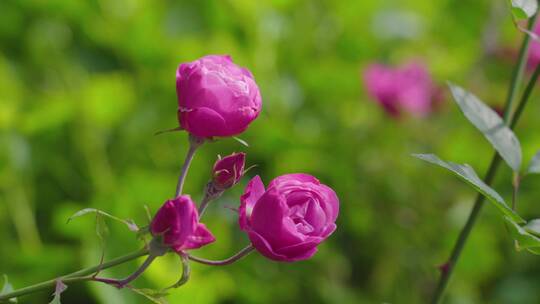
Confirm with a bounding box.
[275,237,322,261]
[268,173,320,189]
[178,223,216,251]
[247,230,289,261]
[250,188,304,246]
[239,175,265,230]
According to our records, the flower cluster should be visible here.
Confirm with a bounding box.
[150,55,339,265]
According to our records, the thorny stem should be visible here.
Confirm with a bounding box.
[1,133,216,302]
[93,254,157,288]
[502,13,539,122]
[430,22,540,304]
[188,245,255,266]
[0,248,149,302]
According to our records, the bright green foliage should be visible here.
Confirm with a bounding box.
[68,208,139,232]
[1,275,17,303]
[510,0,538,19]
[448,84,522,172]
[505,217,540,254]
[527,151,540,174]
[524,219,540,236]
[129,288,169,304]
[413,154,524,223]
[2,1,540,303]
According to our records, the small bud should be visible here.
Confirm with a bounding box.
[211,152,246,191]
[150,195,215,253]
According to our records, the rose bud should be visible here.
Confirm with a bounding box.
[212,152,246,191]
[150,195,215,253]
[239,174,339,262]
[176,55,262,138]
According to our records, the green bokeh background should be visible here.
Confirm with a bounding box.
[1,0,540,303]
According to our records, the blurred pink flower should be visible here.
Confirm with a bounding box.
[362,62,437,117]
[527,23,540,69]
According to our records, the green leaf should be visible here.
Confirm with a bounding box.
[524,219,540,236]
[448,84,522,172]
[129,288,169,304]
[95,212,109,242]
[505,217,540,254]
[527,150,540,174]
[1,275,17,303]
[510,0,538,19]
[413,153,525,223]
[48,280,67,304]
[67,208,139,232]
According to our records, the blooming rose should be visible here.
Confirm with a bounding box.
[212,152,246,190]
[363,62,437,117]
[150,195,215,253]
[239,174,339,262]
[176,55,262,138]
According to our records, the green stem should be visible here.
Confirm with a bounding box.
[188,245,255,266]
[0,248,149,302]
[510,61,540,129]
[430,155,500,304]
[164,253,191,290]
[93,254,157,288]
[175,135,204,198]
[198,193,212,218]
[503,13,538,122]
[511,172,521,210]
[430,53,540,304]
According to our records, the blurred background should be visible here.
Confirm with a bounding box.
[1,0,540,303]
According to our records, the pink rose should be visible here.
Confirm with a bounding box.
[363,62,436,117]
[239,174,339,262]
[150,195,215,253]
[176,55,262,138]
[212,152,246,190]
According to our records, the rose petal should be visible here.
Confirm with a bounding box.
[275,237,322,261]
[317,184,340,223]
[180,107,228,138]
[320,223,337,239]
[150,200,180,243]
[172,196,198,246]
[239,175,265,230]
[178,223,216,251]
[247,230,289,261]
[303,199,327,234]
[268,173,320,189]
[250,188,304,247]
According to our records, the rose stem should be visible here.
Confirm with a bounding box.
[0,248,149,302]
[188,245,255,266]
[430,15,540,304]
[175,134,204,198]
